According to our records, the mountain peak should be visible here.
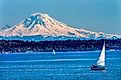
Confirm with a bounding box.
[31,13,49,16]
[23,13,47,29]
[0,13,120,40]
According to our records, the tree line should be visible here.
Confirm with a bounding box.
[0,39,121,53]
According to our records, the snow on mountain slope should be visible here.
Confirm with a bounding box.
[0,13,120,40]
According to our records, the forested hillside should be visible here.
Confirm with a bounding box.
[0,39,121,53]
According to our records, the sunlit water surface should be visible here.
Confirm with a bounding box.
[0,51,121,80]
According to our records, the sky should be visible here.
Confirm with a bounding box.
[0,0,121,35]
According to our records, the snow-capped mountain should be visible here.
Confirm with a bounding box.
[0,13,120,41]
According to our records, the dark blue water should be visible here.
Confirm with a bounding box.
[0,51,121,80]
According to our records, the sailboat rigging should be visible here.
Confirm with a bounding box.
[91,42,106,70]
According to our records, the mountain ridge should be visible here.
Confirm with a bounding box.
[0,13,120,41]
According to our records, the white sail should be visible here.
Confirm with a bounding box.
[53,49,56,55]
[97,43,105,66]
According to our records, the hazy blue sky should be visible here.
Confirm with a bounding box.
[0,0,121,34]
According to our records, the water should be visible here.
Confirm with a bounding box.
[0,51,121,80]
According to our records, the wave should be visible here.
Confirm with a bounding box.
[0,58,120,63]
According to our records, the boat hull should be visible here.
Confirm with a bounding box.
[91,65,106,70]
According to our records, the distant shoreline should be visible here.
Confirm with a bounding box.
[0,50,121,54]
[0,39,121,54]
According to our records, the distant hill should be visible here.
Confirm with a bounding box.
[0,39,121,53]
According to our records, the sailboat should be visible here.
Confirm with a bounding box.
[91,42,106,70]
[53,49,56,55]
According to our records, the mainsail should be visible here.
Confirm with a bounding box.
[53,49,56,55]
[97,43,105,66]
